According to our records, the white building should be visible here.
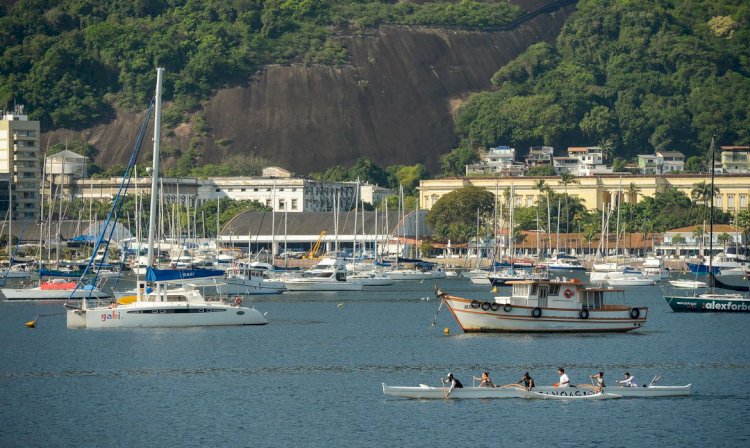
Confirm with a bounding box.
[46,150,88,187]
[72,172,357,213]
[0,107,40,220]
[359,183,395,205]
[638,151,685,175]
[525,146,554,166]
[720,146,750,173]
[554,146,612,176]
[466,145,525,176]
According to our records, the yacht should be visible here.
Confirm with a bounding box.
[283,258,363,291]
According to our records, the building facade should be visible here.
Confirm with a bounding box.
[0,108,40,220]
[419,174,750,213]
[70,175,357,213]
[720,146,750,173]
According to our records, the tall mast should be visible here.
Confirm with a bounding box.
[709,135,716,288]
[146,67,163,267]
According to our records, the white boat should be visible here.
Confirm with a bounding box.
[283,258,363,291]
[464,269,491,285]
[386,269,439,281]
[67,282,267,328]
[543,257,586,271]
[219,265,286,295]
[439,277,647,332]
[66,69,267,329]
[346,271,394,286]
[642,257,670,280]
[605,275,654,286]
[2,279,110,300]
[668,280,708,289]
[381,383,691,399]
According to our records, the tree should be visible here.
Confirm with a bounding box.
[672,234,685,245]
[439,142,478,177]
[692,226,704,255]
[717,232,732,252]
[387,164,428,195]
[627,183,641,204]
[525,165,556,176]
[684,156,706,173]
[426,187,495,243]
[558,172,578,233]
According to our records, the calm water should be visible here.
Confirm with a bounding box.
[2,278,750,447]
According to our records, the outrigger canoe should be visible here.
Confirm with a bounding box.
[381,383,691,399]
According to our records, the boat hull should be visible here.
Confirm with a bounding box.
[664,295,750,312]
[218,278,286,295]
[283,281,363,291]
[443,295,647,333]
[2,287,110,300]
[382,384,691,399]
[66,302,268,328]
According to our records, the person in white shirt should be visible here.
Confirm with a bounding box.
[556,367,570,387]
[617,372,638,387]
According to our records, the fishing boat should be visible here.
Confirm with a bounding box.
[663,137,750,312]
[605,273,654,287]
[438,277,647,332]
[381,382,690,399]
[66,68,268,328]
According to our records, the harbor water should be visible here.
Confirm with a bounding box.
[2,277,749,447]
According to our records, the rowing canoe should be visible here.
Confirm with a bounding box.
[381,383,691,399]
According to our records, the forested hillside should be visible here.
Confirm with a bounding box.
[0,0,523,130]
[455,0,750,159]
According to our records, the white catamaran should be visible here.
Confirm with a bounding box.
[66,68,267,328]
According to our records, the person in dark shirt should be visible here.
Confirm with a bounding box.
[441,373,463,397]
[517,372,535,391]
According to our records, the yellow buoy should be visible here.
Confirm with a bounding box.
[492,286,498,293]
[25,317,38,328]
[443,327,450,334]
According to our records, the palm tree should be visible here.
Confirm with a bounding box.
[559,172,579,234]
[691,181,720,207]
[627,183,641,204]
[672,234,685,245]
[583,225,597,256]
[692,226,704,257]
[717,232,732,252]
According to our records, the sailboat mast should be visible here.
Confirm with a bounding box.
[146,67,163,267]
[709,135,716,286]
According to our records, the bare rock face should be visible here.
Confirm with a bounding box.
[43,4,573,174]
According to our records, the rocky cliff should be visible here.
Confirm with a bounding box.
[43,1,575,174]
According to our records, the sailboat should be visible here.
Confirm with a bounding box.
[66,68,267,328]
[663,136,750,312]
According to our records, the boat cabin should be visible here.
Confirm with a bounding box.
[497,279,617,310]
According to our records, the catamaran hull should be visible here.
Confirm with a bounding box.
[664,296,750,312]
[66,303,268,328]
[381,384,691,399]
[443,295,647,332]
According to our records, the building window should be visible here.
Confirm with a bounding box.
[253,188,258,192]
[292,188,297,192]
[291,199,298,210]
[241,188,246,192]
[265,199,271,207]
[215,188,220,192]
[740,194,748,209]
[728,194,735,209]
[280,188,284,191]
[279,199,285,209]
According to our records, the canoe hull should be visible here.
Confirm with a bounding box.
[382,384,691,399]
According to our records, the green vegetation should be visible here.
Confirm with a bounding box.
[0,1,521,130]
[426,186,495,243]
[455,0,750,159]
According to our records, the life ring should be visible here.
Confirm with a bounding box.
[470,300,481,309]
[490,303,500,312]
[531,307,542,318]
[481,302,491,311]
[563,289,573,299]
[233,296,243,306]
[579,309,589,319]
[629,307,640,319]
[503,303,512,313]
